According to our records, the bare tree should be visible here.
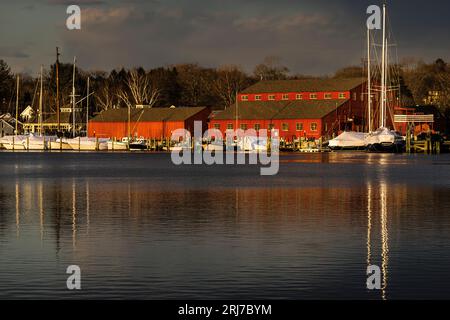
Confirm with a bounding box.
[212,65,253,109]
[118,68,160,108]
[253,56,289,81]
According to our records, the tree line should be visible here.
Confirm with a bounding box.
[0,56,449,121]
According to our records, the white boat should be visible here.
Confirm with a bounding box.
[107,139,129,151]
[22,135,57,150]
[365,127,405,152]
[49,138,73,150]
[328,131,368,150]
[0,135,26,150]
[129,138,147,151]
[205,141,224,152]
[67,137,108,151]
[237,136,268,152]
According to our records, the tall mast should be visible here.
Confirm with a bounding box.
[15,75,19,134]
[380,3,387,128]
[86,77,90,137]
[367,27,372,133]
[235,92,238,131]
[56,47,61,133]
[127,102,131,141]
[72,56,77,137]
[39,65,43,136]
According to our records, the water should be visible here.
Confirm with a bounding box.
[0,151,450,300]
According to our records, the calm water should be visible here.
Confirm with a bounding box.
[0,151,450,300]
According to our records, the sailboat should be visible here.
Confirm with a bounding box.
[365,3,405,153]
[0,75,27,150]
[328,26,373,151]
[23,65,58,151]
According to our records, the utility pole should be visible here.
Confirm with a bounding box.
[56,47,61,133]
[15,75,19,134]
[86,77,90,137]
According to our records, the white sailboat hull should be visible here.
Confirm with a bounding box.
[365,127,405,152]
[107,141,128,151]
[328,132,368,150]
[49,140,73,150]
[68,138,108,151]
[0,136,26,150]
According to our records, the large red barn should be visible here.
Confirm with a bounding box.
[88,107,210,140]
[209,78,368,141]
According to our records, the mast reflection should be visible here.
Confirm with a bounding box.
[367,180,390,300]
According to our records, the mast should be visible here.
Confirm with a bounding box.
[380,3,387,128]
[56,47,61,133]
[72,56,76,138]
[235,92,238,131]
[39,65,43,136]
[367,27,372,133]
[127,103,131,141]
[15,75,19,134]
[86,77,90,137]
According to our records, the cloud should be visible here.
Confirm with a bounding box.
[81,6,137,26]
[0,47,30,58]
[45,0,105,5]
[233,12,331,32]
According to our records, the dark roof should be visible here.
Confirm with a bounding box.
[212,100,348,121]
[241,78,366,94]
[91,107,207,123]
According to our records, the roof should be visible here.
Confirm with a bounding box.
[241,78,366,94]
[90,107,208,123]
[212,100,348,121]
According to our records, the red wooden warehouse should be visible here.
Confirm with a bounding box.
[88,107,210,139]
[209,78,368,141]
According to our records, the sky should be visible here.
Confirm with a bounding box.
[1,0,450,76]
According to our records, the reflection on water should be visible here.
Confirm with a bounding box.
[366,181,390,300]
[1,152,450,299]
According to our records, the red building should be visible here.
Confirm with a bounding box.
[209,78,368,141]
[88,107,210,139]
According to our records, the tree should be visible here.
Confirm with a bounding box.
[333,66,363,79]
[117,68,160,108]
[0,60,13,113]
[175,64,216,106]
[253,56,289,80]
[212,65,254,109]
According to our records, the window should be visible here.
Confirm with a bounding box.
[241,95,248,101]
[268,124,275,130]
[310,93,317,100]
[240,124,248,130]
[254,123,261,131]
[214,124,220,130]
[353,93,357,101]
[310,122,318,132]
[324,93,332,99]
[296,123,304,131]
[268,95,276,101]
[296,94,303,100]
[227,124,233,130]
[282,94,289,100]
[339,93,346,99]
[282,123,289,131]
[255,95,262,101]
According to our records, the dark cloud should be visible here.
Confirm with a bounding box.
[0,47,30,59]
[2,0,450,74]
